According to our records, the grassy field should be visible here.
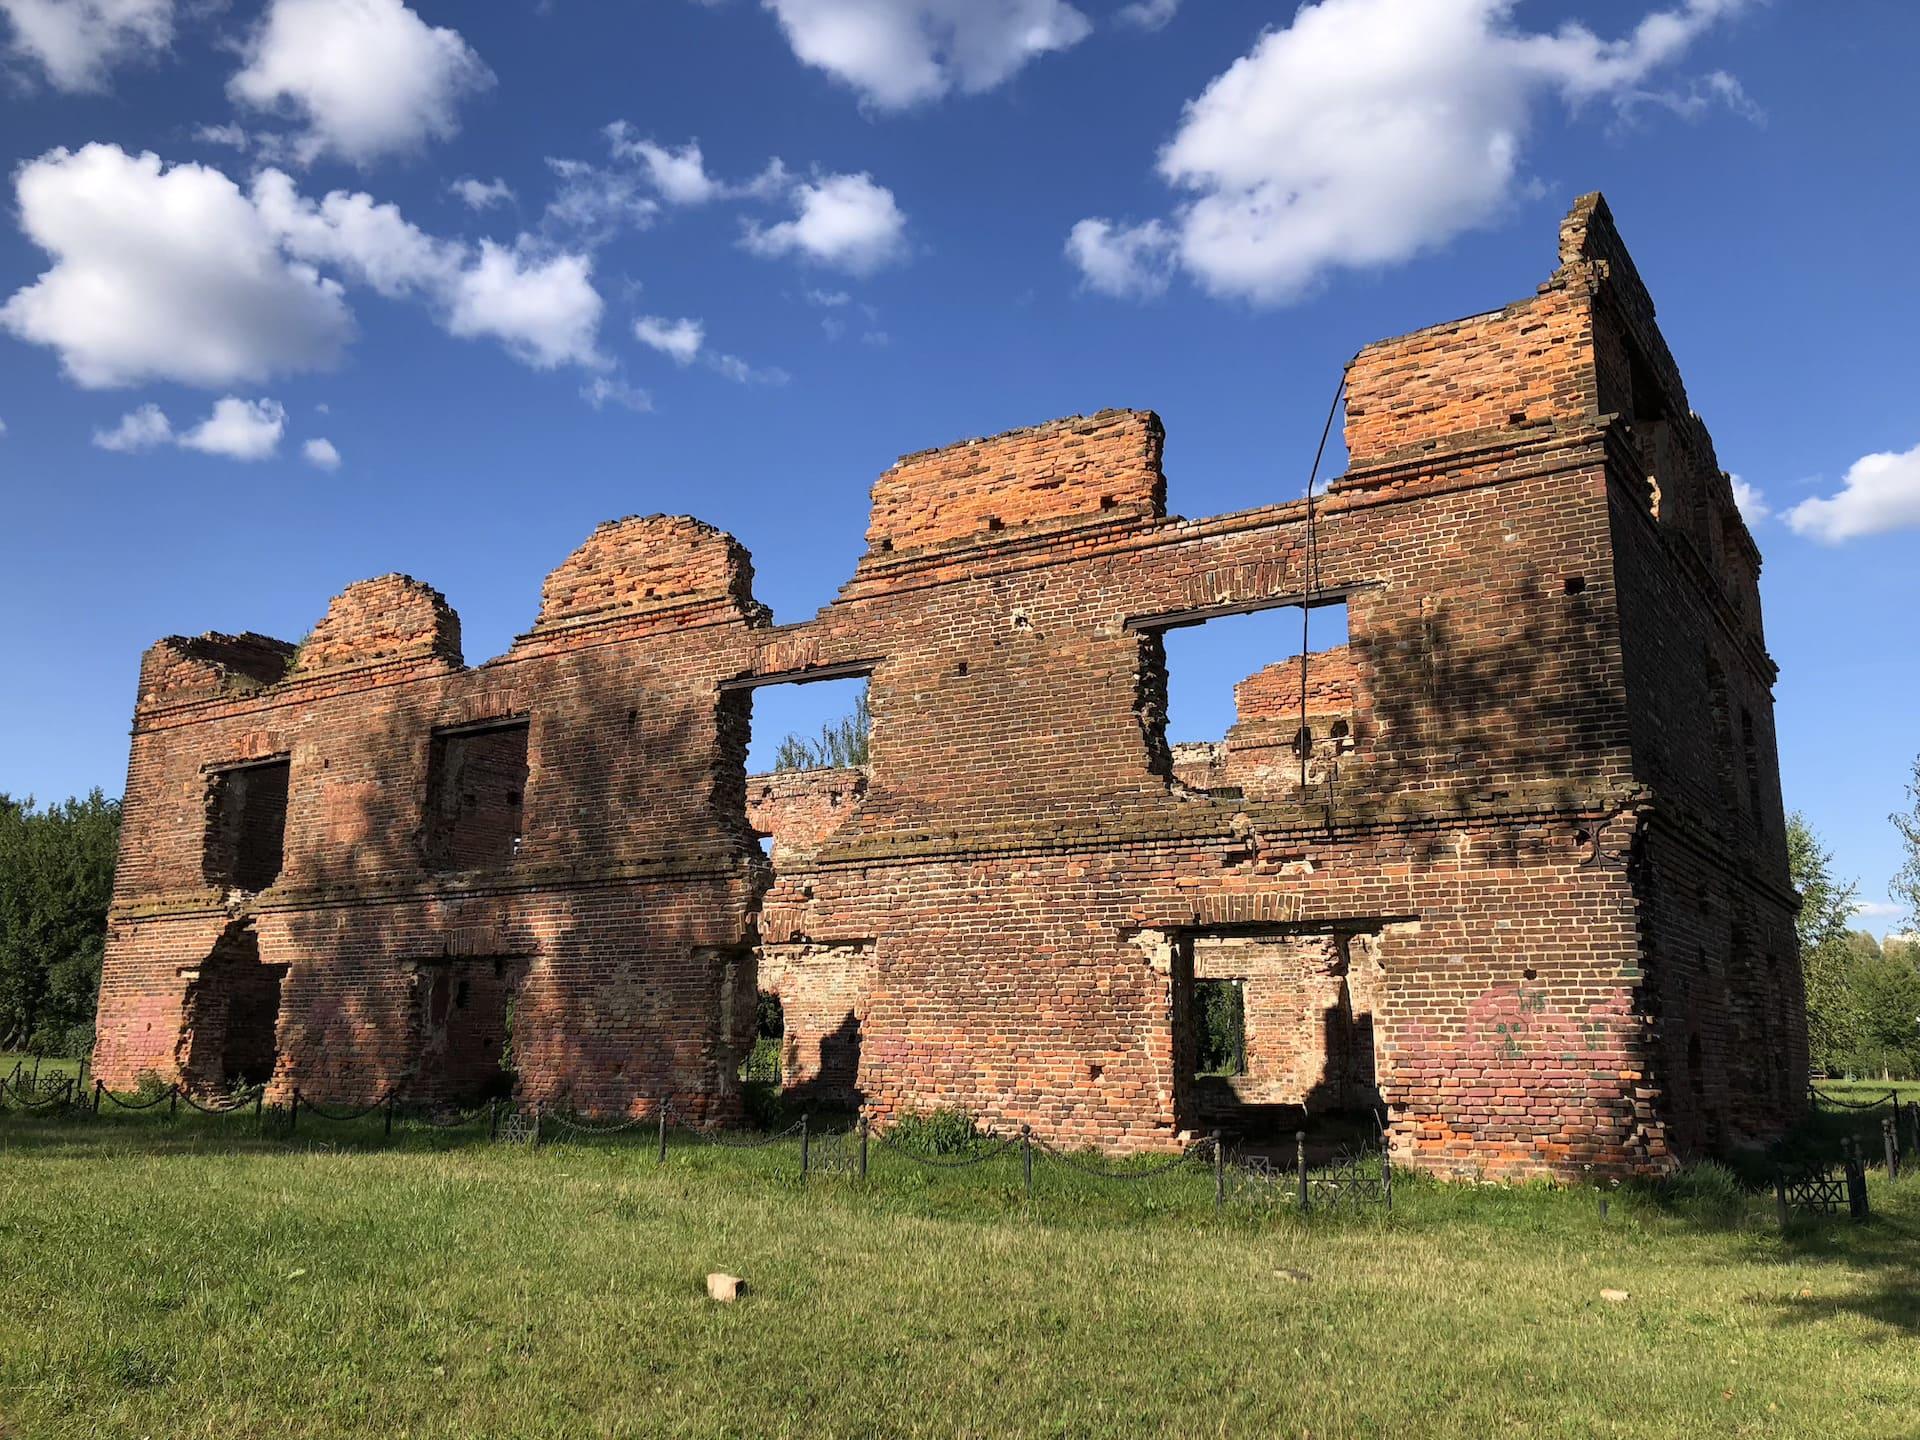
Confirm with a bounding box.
[1,1103,1916,1440]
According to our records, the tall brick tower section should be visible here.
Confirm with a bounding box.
[93,194,1802,1179]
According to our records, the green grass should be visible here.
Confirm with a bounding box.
[1,1105,1917,1439]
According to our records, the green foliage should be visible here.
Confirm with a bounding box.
[0,791,120,1054]
[755,991,785,1039]
[1659,1160,1747,1224]
[1194,979,1245,1076]
[1787,811,1859,1075]
[772,687,871,771]
[1893,752,1920,932]
[885,1106,980,1155]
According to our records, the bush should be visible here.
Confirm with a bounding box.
[1661,1160,1749,1224]
[886,1107,980,1155]
[133,1069,170,1103]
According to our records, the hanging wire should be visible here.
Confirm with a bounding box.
[1298,367,1350,790]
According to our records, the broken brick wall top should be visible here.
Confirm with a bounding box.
[864,408,1165,556]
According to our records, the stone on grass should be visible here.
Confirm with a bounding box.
[706,1273,746,1303]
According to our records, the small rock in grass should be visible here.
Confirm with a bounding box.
[1599,1288,1630,1304]
[706,1273,746,1303]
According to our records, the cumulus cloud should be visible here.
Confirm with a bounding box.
[1115,0,1179,31]
[540,156,661,246]
[442,243,603,371]
[92,402,173,451]
[2,144,351,389]
[2,145,605,388]
[252,168,605,369]
[743,172,907,274]
[303,436,341,470]
[229,0,493,166]
[179,396,286,459]
[634,315,705,365]
[1784,441,1920,545]
[1070,0,1750,304]
[761,0,1091,108]
[0,0,171,91]
[450,176,513,210]
[1729,475,1769,524]
[94,396,286,459]
[1065,217,1174,298]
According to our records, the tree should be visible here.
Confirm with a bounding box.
[0,791,121,1055]
[1836,944,1920,1080]
[1893,751,1920,932]
[1787,811,1859,1075]
[773,688,871,771]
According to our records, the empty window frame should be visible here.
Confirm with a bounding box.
[1139,597,1352,797]
[423,719,530,871]
[1192,978,1247,1078]
[204,757,291,891]
[724,669,872,862]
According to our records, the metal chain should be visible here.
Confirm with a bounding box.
[175,1087,262,1116]
[1032,1135,1211,1181]
[872,1128,1018,1169]
[1810,1087,1898,1111]
[97,1086,174,1112]
[0,1079,72,1111]
[295,1092,392,1122]
[547,1110,652,1136]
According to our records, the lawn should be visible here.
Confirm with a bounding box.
[1,1103,1916,1440]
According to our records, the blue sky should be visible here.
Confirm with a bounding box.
[0,0,1914,929]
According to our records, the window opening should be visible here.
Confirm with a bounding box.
[204,757,291,891]
[423,719,530,871]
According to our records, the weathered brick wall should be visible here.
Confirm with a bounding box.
[94,192,1803,1178]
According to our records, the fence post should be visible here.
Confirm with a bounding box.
[1844,1138,1869,1222]
[385,1093,395,1139]
[1296,1130,1309,1214]
[290,1088,300,1133]
[1213,1132,1225,1212]
[657,1098,669,1163]
[1883,1116,1899,1180]
[859,1117,870,1182]
[168,1084,178,1121]
[530,1105,542,1148]
[92,1078,102,1115]
[1909,1101,1920,1159]
[800,1113,811,1178]
[1382,1136,1393,1210]
[253,1086,263,1124]
[1774,1172,1790,1230]
[488,1097,500,1141]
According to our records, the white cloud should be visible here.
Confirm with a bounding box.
[582,376,653,412]
[179,396,285,460]
[445,243,603,371]
[229,0,493,166]
[193,122,251,148]
[541,156,660,245]
[92,402,172,451]
[303,436,341,470]
[709,352,790,386]
[1070,0,1749,304]
[3,146,605,389]
[634,315,705,365]
[610,132,723,206]
[93,395,286,459]
[2,144,351,389]
[0,0,171,91]
[1065,217,1174,298]
[1729,474,1769,524]
[253,169,605,369]
[451,176,513,211]
[1784,441,1920,545]
[1854,900,1904,921]
[762,0,1091,109]
[1115,0,1179,31]
[743,172,907,274]
[805,288,850,307]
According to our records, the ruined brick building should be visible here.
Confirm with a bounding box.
[93,195,1805,1178]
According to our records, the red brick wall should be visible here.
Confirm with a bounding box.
[94,193,1804,1177]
